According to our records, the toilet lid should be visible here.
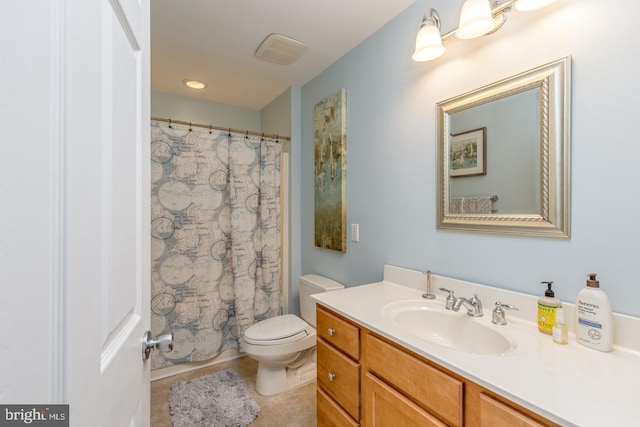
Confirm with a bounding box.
[243,314,314,345]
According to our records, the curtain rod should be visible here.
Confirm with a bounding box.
[150,116,291,141]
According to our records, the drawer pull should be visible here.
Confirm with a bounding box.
[328,373,336,381]
[327,328,336,336]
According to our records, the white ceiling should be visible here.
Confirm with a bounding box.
[151,0,416,110]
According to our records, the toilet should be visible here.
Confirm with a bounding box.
[241,274,344,395]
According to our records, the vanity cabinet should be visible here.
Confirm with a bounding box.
[316,306,361,426]
[362,330,559,427]
[316,306,559,427]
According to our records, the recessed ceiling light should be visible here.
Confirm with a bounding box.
[183,79,208,89]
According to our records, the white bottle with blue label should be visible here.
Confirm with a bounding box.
[575,273,613,352]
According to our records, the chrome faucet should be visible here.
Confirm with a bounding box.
[452,294,483,317]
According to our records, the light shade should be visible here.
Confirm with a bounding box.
[413,25,446,61]
[412,14,445,61]
[515,0,557,12]
[456,0,495,39]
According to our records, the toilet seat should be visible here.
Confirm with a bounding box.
[243,314,314,346]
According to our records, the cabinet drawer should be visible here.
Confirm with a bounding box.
[479,393,547,427]
[364,333,463,427]
[317,306,360,360]
[317,338,360,420]
[318,387,359,427]
[363,373,446,427]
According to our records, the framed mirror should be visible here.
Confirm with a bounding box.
[436,57,571,238]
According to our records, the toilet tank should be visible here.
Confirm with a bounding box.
[299,274,344,327]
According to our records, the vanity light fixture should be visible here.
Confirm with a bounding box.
[183,79,208,89]
[412,0,558,62]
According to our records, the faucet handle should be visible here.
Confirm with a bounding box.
[492,301,519,325]
[439,288,456,310]
[496,301,518,310]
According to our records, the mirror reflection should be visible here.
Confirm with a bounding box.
[449,88,540,214]
[437,57,571,238]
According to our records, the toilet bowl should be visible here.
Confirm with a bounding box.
[241,274,344,395]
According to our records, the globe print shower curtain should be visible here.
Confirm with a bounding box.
[150,121,281,369]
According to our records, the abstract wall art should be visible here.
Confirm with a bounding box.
[313,88,347,252]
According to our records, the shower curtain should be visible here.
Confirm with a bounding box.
[149,120,281,370]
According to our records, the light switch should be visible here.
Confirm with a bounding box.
[351,223,359,242]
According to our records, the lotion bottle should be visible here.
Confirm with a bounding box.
[538,281,561,334]
[576,273,613,352]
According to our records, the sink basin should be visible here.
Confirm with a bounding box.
[382,300,536,355]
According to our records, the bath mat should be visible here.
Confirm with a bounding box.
[168,368,260,427]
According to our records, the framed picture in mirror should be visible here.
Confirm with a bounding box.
[449,127,486,177]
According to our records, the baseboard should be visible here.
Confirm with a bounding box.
[151,349,246,382]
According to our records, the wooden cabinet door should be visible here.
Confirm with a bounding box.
[365,333,463,426]
[363,373,446,427]
[478,393,547,427]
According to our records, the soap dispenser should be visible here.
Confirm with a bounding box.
[538,281,561,335]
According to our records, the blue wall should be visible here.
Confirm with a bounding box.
[299,0,640,316]
[151,91,262,131]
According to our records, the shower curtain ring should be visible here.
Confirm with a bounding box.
[168,119,172,129]
[189,122,192,131]
[209,125,213,134]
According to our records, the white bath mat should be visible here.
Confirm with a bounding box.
[168,368,260,427]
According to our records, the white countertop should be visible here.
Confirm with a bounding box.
[312,265,640,427]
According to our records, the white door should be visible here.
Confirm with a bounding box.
[63,0,152,426]
[1,1,151,426]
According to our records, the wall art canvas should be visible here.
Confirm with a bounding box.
[314,88,347,252]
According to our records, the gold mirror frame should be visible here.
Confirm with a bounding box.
[437,57,571,238]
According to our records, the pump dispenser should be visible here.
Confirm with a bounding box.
[538,281,562,334]
[576,273,613,351]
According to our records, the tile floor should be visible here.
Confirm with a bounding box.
[150,356,317,426]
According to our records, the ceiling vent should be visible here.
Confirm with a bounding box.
[255,33,307,65]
